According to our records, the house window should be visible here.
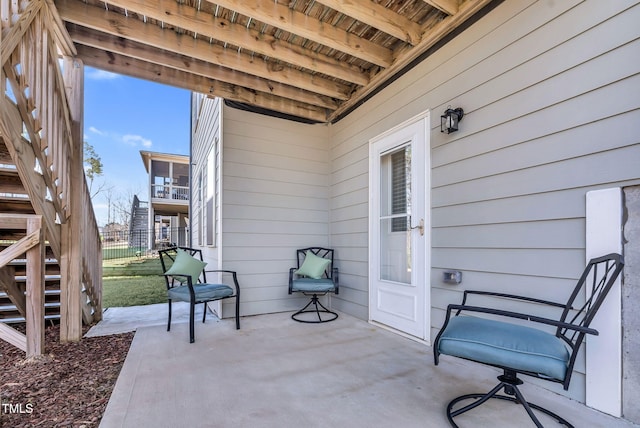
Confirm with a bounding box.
[205,147,215,246]
[391,146,411,232]
[196,171,203,246]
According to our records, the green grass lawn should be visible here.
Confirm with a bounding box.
[102,275,167,308]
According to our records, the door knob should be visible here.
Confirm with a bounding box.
[410,218,424,236]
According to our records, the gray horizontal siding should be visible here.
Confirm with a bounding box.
[191,95,221,266]
[328,0,640,403]
[221,106,330,317]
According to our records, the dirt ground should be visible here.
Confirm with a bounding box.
[0,324,133,428]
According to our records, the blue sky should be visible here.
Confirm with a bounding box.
[83,67,190,226]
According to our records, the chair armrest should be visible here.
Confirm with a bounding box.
[333,267,339,294]
[204,270,240,296]
[161,273,174,290]
[163,273,197,299]
[446,303,599,336]
[288,268,296,294]
[461,290,567,309]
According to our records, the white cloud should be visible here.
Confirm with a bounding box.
[123,134,152,148]
[86,69,120,81]
[89,126,106,136]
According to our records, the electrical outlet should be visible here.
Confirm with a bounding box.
[443,270,462,284]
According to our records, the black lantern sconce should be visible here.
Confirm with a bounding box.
[440,106,464,134]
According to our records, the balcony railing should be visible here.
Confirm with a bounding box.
[151,185,189,201]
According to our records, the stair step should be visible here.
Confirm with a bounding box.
[8,258,60,266]
[0,139,14,165]
[0,196,34,214]
[0,302,61,312]
[0,314,60,324]
[14,274,61,282]
[0,168,25,195]
[0,289,61,298]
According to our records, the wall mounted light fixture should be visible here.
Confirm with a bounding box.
[440,106,464,134]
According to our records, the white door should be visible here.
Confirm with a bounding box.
[369,113,430,341]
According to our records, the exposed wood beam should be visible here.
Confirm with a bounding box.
[315,0,422,45]
[68,26,339,110]
[102,0,367,86]
[71,28,339,111]
[0,213,30,229]
[422,0,459,16]
[329,0,493,121]
[0,229,41,269]
[76,45,329,122]
[60,56,84,340]
[0,0,42,66]
[56,0,351,100]
[24,215,44,355]
[43,0,75,56]
[203,0,393,67]
[0,322,26,352]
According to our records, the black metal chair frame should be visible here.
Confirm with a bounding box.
[433,253,624,428]
[159,246,240,343]
[288,247,339,323]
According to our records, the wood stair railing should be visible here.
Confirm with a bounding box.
[0,0,103,352]
[0,214,46,356]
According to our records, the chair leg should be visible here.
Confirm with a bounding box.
[202,302,207,323]
[445,370,574,428]
[291,294,338,323]
[167,300,172,332]
[189,300,195,343]
[235,297,240,330]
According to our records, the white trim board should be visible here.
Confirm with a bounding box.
[585,187,623,417]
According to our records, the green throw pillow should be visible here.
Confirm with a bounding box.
[295,251,331,279]
[165,249,207,283]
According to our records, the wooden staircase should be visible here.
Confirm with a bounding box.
[1,0,103,355]
[0,142,62,324]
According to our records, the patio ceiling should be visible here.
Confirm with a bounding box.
[54,0,497,123]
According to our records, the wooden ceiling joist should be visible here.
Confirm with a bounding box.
[76,44,329,123]
[51,0,497,123]
[422,0,459,16]
[314,0,423,45]
[56,0,351,102]
[204,0,394,67]
[327,0,495,122]
[68,26,339,110]
[99,0,369,86]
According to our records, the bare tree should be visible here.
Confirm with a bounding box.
[111,186,144,229]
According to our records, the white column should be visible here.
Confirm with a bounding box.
[585,188,623,416]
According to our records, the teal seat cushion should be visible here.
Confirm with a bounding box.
[168,283,233,302]
[291,278,335,293]
[438,316,570,381]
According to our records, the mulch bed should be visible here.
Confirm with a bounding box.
[0,324,133,428]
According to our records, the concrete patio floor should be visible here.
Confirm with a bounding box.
[95,307,637,428]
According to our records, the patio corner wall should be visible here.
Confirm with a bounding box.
[328,0,640,406]
[623,185,640,424]
[220,105,331,316]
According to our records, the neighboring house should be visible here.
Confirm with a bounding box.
[190,0,640,422]
[139,151,190,250]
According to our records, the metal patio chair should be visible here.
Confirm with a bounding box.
[433,253,624,427]
[159,247,240,343]
[288,247,339,323]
